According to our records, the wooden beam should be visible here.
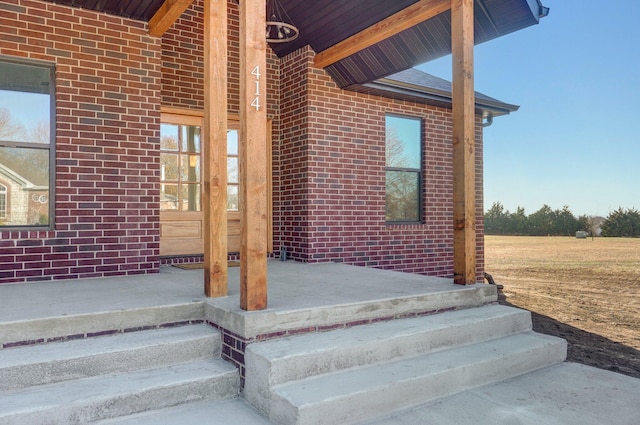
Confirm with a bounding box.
[314,0,450,69]
[148,0,194,37]
[239,0,268,311]
[203,0,228,297]
[451,0,476,285]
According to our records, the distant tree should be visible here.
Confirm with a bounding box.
[528,204,554,236]
[484,202,508,234]
[601,207,640,237]
[554,205,581,236]
[508,206,528,235]
[0,108,25,141]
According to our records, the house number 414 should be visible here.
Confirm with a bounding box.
[251,65,261,111]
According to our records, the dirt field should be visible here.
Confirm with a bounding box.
[484,235,640,379]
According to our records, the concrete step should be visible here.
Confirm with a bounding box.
[0,303,205,349]
[94,399,273,425]
[268,332,566,425]
[0,359,240,425]
[245,304,532,413]
[0,324,220,391]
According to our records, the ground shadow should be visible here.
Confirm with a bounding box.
[497,289,640,379]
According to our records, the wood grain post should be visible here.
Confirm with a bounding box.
[451,0,476,285]
[239,0,268,310]
[203,0,228,297]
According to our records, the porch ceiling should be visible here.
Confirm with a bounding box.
[271,0,547,88]
[46,0,165,21]
[45,0,547,88]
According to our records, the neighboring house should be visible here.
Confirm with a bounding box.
[0,0,545,284]
[0,162,49,226]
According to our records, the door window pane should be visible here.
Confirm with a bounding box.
[181,125,200,153]
[181,184,201,212]
[160,123,202,211]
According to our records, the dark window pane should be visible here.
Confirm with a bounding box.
[385,171,419,222]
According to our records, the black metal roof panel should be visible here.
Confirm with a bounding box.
[42,0,546,91]
[324,0,545,88]
[45,0,165,21]
[354,68,519,117]
[271,0,417,57]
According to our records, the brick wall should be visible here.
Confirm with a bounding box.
[0,0,485,283]
[277,46,485,280]
[160,0,280,263]
[161,0,280,118]
[0,0,161,283]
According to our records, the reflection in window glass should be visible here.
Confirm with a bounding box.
[227,130,238,155]
[181,125,200,153]
[181,155,200,182]
[161,153,179,181]
[160,123,202,211]
[160,184,179,210]
[227,185,238,211]
[159,123,242,212]
[0,184,7,218]
[227,157,238,184]
[385,115,422,223]
[385,170,419,222]
[160,124,179,150]
[181,184,200,212]
[0,59,53,227]
[227,130,239,211]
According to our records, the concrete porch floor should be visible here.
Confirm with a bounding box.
[0,260,495,344]
[0,261,638,424]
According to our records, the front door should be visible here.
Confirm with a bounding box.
[159,107,272,257]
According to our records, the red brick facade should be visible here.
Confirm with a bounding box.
[277,47,484,279]
[0,0,484,284]
[0,0,161,283]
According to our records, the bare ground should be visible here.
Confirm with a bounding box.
[485,236,640,379]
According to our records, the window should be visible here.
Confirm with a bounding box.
[226,129,239,211]
[160,122,202,212]
[159,122,240,212]
[385,115,422,223]
[0,58,54,228]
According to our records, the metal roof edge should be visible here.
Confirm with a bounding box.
[362,77,519,117]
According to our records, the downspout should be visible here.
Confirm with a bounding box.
[482,114,493,128]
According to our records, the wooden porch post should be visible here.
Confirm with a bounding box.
[203,0,228,297]
[239,0,268,310]
[451,0,476,285]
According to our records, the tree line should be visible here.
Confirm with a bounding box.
[484,202,640,237]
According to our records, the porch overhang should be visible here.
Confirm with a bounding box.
[270,0,549,88]
[45,1,548,89]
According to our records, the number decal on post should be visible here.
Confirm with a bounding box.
[251,66,261,111]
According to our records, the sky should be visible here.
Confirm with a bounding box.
[416,0,640,218]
